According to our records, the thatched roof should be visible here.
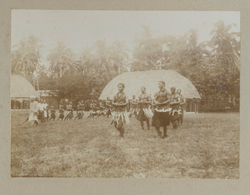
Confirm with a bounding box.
[11,75,39,99]
[99,70,201,100]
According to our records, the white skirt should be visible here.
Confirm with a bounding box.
[44,110,47,117]
[29,112,38,121]
[112,111,130,126]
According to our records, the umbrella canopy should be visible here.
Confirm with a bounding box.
[99,70,201,100]
[11,75,39,99]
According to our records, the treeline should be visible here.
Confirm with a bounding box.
[11,20,240,105]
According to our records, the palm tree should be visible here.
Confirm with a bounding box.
[11,35,43,77]
[111,40,130,74]
[94,39,116,76]
[133,25,164,70]
[209,20,240,75]
[47,41,75,78]
[76,47,95,75]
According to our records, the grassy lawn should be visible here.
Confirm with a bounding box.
[11,111,239,178]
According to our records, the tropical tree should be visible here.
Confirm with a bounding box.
[190,20,240,107]
[209,20,240,76]
[11,35,43,78]
[132,25,165,71]
[93,39,115,74]
[111,40,130,74]
[75,47,95,75]
[47,41,76,78]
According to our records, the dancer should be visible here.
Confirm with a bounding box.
[105,97,112,118]
[49,104,56,121]
[152,81,171,138]
[177,89,186,125]
[169,87,181,129]
[112,83,130,138]
[58,101,65,121]
[137,87,153,130]
[129,95,138,118]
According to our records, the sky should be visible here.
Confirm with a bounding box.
[11,10,240,59]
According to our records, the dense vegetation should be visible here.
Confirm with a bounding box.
[11,20,240,107]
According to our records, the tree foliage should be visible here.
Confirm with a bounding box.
[11,20,240,106]
[47,41,76,78]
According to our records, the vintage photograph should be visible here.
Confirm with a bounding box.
[11,10,240,178]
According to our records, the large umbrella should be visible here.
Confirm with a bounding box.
[99,70,201,100]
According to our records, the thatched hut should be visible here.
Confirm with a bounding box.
[11,75,39,109]
[99,70,201,112]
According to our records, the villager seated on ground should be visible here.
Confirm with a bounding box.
[64,101,74,120]
[74,103,82,119]
[58,102,65,121]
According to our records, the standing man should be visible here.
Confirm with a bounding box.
[152,81,171,138]
[43,99,49,121]
[177,89,186,125]
[105,97,112,118]
[129,95,138,118]
[49,104,56,121]
[170,87,181,129]
[38,99,44,122]
[137,87,153,130]
[112,83,130,138]
[28,95,39,126]
[58,101,65,120]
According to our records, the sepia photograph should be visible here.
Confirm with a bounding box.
[11,10,240,179]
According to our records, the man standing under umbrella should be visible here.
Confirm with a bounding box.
[152,81,171,138]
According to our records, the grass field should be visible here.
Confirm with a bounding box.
[11,111,239,178]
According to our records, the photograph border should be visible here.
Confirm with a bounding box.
[1,0,249,194]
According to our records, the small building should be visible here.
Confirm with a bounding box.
[11,75,39,109]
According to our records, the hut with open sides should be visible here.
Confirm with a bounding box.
[99,70,201,113]
[11,75,39,109]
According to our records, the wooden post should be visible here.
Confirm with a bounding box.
[20,99,23,110]
[14,97,16,112]
[196,99,198,113]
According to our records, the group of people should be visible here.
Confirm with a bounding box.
[26,81,186,139]
[24,97,50,125]
[25,98,85,126]
[56,99,85,120]
[110,81,186,139]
